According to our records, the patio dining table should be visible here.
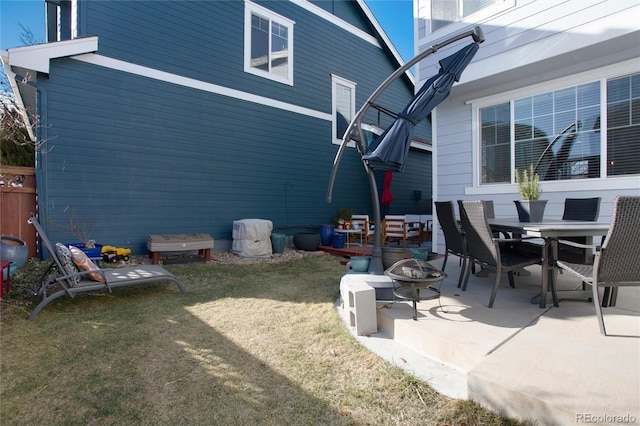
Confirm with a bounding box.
[488,219,610,308]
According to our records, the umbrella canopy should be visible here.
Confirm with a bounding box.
[362,42,480,172]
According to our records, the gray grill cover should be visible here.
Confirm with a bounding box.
[232,219,273,258]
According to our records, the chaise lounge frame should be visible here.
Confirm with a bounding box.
[27,213,185,320]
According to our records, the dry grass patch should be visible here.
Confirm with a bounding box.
[1,254,528,425]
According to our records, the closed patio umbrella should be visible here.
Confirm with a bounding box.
[326,26,484,275]
[362,42,479,173]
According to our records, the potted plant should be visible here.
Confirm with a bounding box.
[514,164,547,222]
[333,208,353,230]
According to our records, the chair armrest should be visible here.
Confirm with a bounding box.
[493,237,534,244]
[557,239,600,250]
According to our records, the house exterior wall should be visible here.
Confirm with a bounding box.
[416,0,640,253]
[16,0,423,253]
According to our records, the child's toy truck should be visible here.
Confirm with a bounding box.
[101,246,131,263]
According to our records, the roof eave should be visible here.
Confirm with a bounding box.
[6,36,99,74]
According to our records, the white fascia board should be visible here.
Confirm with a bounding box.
[72,54,333,121]
[7,37,98,74]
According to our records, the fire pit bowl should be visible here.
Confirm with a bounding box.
[384,258,446,320]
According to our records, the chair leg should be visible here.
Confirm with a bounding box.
[488,272,501,308]
[457,255,467,289]
[592,283,607,335]
[610,287,618,306]
[507,271,516,288]
[441,251,449,272]
[461,257,473,291]
[549,267,559,307]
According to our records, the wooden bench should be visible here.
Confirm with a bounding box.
[147,233,214,265]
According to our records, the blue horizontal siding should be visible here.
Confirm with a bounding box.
[39,59,373,251]
[35,0,424,253]
[81,0,411,117]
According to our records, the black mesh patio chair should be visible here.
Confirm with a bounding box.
[460,200,544,308]
[559,197,601,264]
[435,201,468,288]
[556,196,640,336]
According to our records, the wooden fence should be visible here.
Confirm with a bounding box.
[0,165,38,257]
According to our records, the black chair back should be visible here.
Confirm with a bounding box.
[435,202,465,256]
[562,197,601,221]
[459,200,497,266]
[560,197,601,263]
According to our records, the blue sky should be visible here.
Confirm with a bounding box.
[1,0,413,60]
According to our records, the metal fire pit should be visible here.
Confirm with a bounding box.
[384,258,446,320]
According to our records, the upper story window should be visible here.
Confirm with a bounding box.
[332,75,356,145]
[46,0,77,42]
[431,0,501,32]
[244,1,294,85]
[477,71,640,185]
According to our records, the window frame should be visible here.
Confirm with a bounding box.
[429,0,514,35]
[244,0,295,86]
[331,74,357,146]
[467,59,639,196]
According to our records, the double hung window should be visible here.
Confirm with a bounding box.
[244,1,294,85]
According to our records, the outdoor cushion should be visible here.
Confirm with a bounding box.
[69,246,105,282]
[55,243,80,286]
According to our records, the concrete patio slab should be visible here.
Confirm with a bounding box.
[338,255,640,425]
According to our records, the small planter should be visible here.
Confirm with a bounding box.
[514,200,547,222]
[410,248,438,261]
[349,256,371,272]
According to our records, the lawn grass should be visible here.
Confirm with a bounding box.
[0,254,527,425]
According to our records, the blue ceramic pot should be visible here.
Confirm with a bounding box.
[350,256,371,272]
[0,235,29,269]
[319,225,335,246]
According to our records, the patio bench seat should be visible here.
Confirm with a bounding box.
[147,233,214,264]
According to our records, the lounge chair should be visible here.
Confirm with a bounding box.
[27,213,185,320]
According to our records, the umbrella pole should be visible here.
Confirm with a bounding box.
[366,166,384,275]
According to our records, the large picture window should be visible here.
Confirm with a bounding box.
[478,72,640,184]
[244,1,294,85]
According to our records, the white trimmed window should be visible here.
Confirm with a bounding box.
[431,0,508,33]
[332,75,356,145]
[244,1,294,85]
[476,70,640,185]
